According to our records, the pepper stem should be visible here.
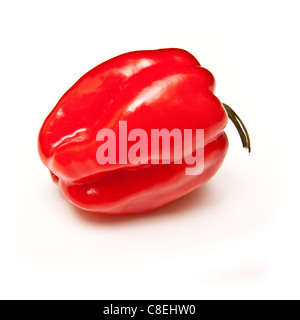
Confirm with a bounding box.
[223,103,251,154]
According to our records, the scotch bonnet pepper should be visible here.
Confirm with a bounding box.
[38,48,250,214]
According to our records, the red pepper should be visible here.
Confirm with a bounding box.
[38,48,250,214]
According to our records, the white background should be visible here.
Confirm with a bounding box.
[1,0,299,299]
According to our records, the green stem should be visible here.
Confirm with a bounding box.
[223,103,251,154]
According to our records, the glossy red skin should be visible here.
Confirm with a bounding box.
[38,48,228,214]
